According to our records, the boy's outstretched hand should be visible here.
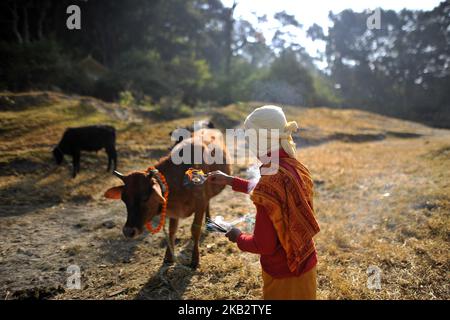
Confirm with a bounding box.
[225,227,242,243]
[207,170,233,186]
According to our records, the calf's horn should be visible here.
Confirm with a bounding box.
[113,170,125,181]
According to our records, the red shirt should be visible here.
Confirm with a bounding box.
[232,150,317,278]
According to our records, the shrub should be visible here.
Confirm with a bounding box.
[119,90,136,108]
[0,40,68,91]
[148,95,193,120]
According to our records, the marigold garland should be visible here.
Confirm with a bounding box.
[185,168,207,185]
[145,166,169,234]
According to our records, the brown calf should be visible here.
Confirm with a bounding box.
[104,129,230,268]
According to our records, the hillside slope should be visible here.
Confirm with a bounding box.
[0,92,448,300]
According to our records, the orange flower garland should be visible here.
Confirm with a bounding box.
[145,166,169,234]
[185,168,207,185]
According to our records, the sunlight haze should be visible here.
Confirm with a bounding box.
[222,0,444,67]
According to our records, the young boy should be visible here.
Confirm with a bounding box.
[208,105,320,300]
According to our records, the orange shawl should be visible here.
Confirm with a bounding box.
[250,157,320,273]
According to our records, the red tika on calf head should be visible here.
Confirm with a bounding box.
[104,170,166,239]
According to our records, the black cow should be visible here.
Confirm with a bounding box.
[53,125,117,178]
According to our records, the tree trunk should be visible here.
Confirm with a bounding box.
[10,2,23,44]
[37,2,48,40]
[22,4,30,43]
[223,1,237,104]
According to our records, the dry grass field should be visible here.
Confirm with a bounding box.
[0,92,448,299]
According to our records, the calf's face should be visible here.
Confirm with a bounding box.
[104,171,166,239]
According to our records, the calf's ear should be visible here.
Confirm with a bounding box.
[104,186,124,199]
[151,180,166,204]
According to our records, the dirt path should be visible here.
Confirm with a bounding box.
[0,179,261,299]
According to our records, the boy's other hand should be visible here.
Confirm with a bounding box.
[225,227,242,243]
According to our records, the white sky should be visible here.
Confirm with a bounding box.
[222,0,443,67]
